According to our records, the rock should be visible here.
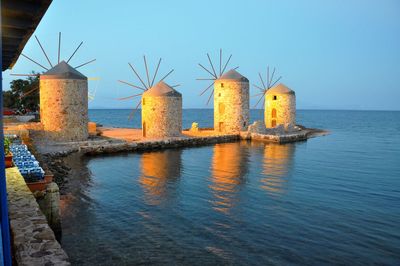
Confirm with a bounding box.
[190,122,199,132]
[248,120,266,134]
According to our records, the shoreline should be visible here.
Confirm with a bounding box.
[27,125,328,195]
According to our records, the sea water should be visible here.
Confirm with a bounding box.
[60,110,400,265]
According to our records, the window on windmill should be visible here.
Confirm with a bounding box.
[221,83,224,88]
[218,93,221,97]
[143,98,146,105]
[273,95,277,100]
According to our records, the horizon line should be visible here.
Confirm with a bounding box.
[88,108,400,112]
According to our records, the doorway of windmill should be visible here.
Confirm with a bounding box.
[272,108,277,118]
[219,122,224,132]
[143,122,146,137]
[271,120,276,127]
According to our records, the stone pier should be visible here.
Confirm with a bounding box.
[6,167,69,265]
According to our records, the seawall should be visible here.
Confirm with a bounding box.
[6,167,70,265]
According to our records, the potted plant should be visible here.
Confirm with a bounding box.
[4,137,13,168]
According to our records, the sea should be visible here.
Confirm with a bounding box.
[60,109,400,265]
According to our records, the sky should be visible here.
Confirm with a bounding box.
[3,0,400,110]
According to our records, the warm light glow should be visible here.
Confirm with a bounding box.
[210,142,249,213]
[261,143,295,195]
[139,150,182,205]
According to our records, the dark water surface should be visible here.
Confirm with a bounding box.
[61,110,400,265]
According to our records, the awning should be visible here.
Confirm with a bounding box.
[1,0,52,71]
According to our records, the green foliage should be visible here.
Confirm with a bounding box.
[3,73,40,112]
[4,137,11,155]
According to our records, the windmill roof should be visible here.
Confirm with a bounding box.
[40,61,87,80]
[143,81,182,97]
[266,83,295,95]
[218,69,248,82]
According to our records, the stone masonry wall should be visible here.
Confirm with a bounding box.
[265,93,296,130]
[6,167,70,265]
[141,96,182,138]
[214,80,249,134]
[40,79,88,142]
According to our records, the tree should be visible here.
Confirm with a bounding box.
[3,74,39,113]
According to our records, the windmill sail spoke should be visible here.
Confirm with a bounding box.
[254,93,266,108]
[67,41,83,63]
[118,80,146,91]
[116,93,143,101]
[120,57,177,101]
[21,53,48,70]
[207,53,218,78]
[221,54,232,74]
[269,76,282,88]
[35,35,53,68]
[10,73,40,77]
[58,32,61,64]
[21,87,39,98]
[75,59,96,69]
[128,101,142,121]
[253,84,265,92]
[159,69,174,82]
[206,88,214,105]
[269,67,276,88]
[251,92,266,98]
[150,58,162,87]
[198,63,216,78]
[143,55,151,88]
[172,84,181,87]
[258,72,266,89]
[200,82,214,96]
[219,49,222,76]
[128,63,148,89]
[197,51,238,106]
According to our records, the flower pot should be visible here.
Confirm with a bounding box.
[5,154,13,168]
[27,173,53,193]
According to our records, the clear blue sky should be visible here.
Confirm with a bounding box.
[3,0,400,110]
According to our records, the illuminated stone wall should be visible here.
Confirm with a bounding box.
[40,78,88,141]
[214,79,249,133]
[141,95,182,138]
[265,90,296,131]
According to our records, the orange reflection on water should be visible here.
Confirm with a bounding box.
[261,143,295,195]
[139,149,182,205]
[210,142,249,214]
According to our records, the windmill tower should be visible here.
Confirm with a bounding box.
[253,67,296,131]
[118,56,182,138]
[14,33,96,141]
[197,50,249,133]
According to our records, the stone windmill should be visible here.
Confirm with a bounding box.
[197,49,249,133]
[13,33,96,141]
[253,67,296,131]
[117,56,182,138]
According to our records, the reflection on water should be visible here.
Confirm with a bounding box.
[261,143,295,195]
[210,142,249,214]
[140,149,182,205]
[60,111,400,265]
